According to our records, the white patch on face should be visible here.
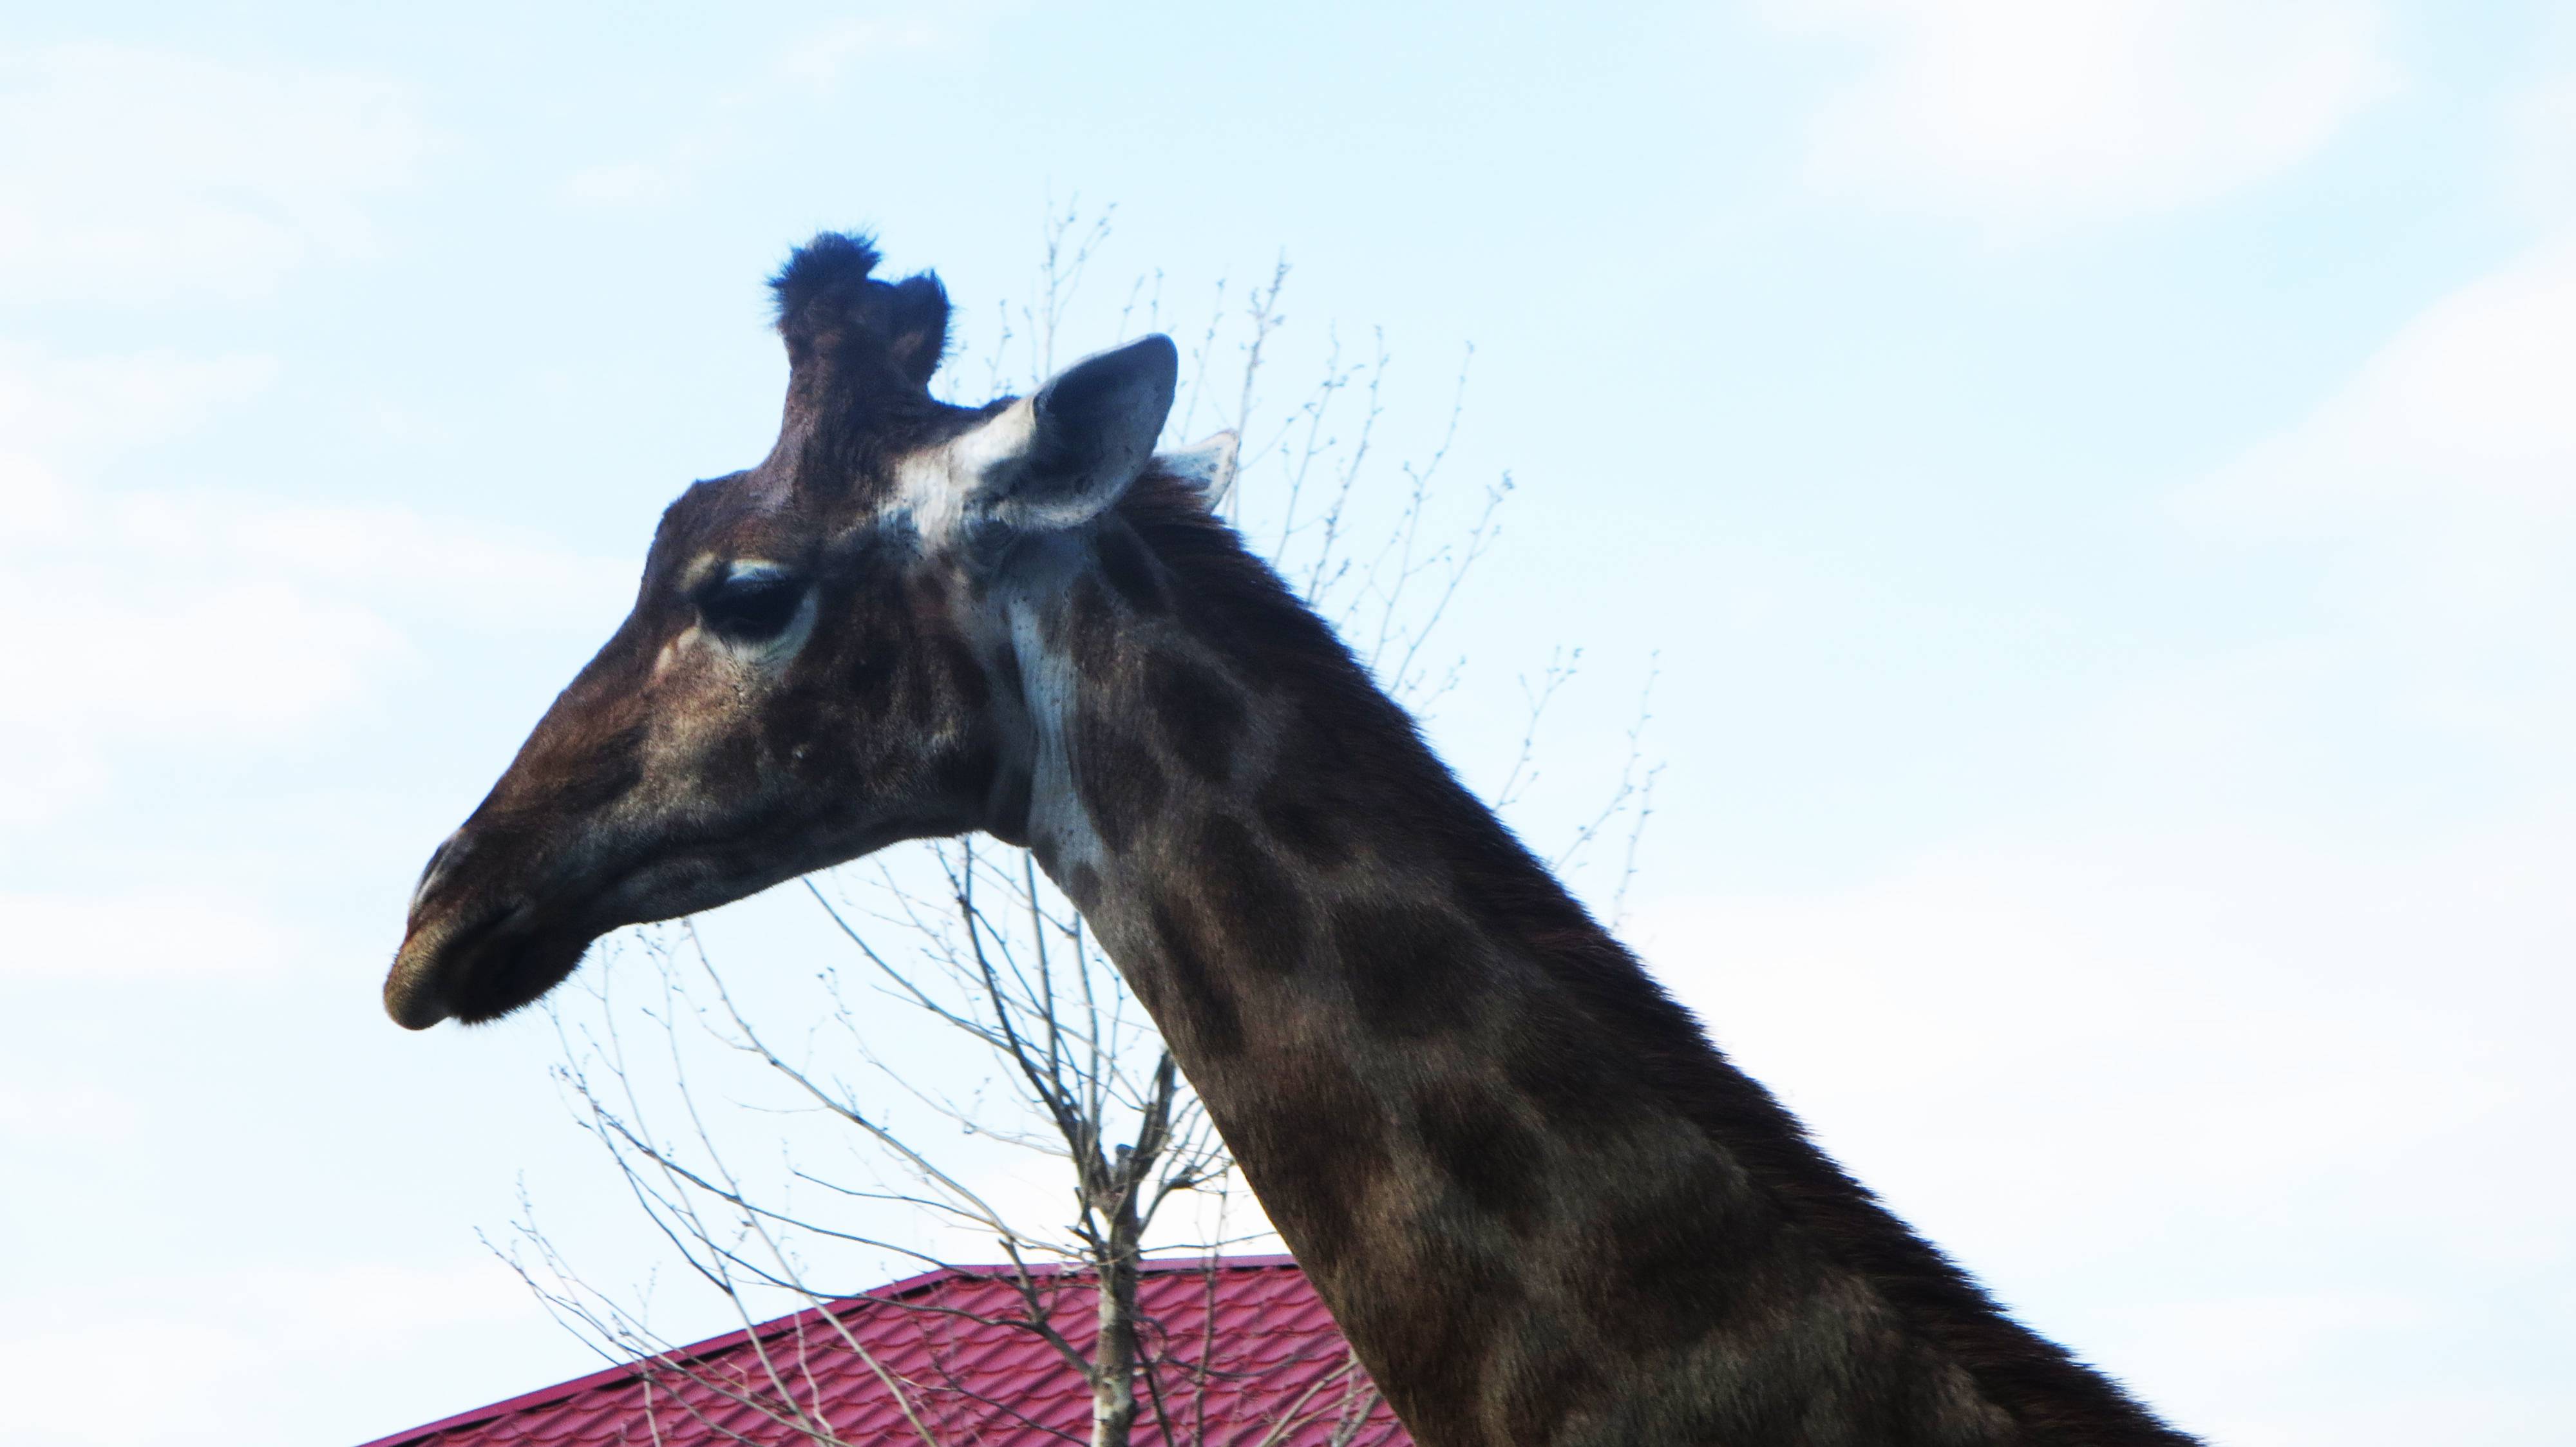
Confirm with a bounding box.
[408,831,460,916]
[893,398,1036,548]
[1002,575,1108,882]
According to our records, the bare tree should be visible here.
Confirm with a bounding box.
[497,204,1656,1446]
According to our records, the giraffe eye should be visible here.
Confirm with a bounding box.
[696,566,806,643]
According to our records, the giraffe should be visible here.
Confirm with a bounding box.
[386,233,2199,1447]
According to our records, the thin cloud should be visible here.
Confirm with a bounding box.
[1634,822,2571,1442]
[777,17,942,88]
[2191,236,2576,529]
[0,344,630,822]
[0,342,276,464]
[0,1258,539,1447]
[558,15,945,206]
[0,44,432,304]
[2500,65,2576,220]
[564,158,679,206]
[0,890,303,980]
[0,1082,140,1141]
[1761,0,2400,232]
[2175,233,2576,753]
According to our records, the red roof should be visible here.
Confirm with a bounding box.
[359,1256,1407,1446]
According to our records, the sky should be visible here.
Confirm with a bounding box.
[1,2,2571,1444]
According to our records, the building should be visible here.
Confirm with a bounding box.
[359,1256,1406,1446]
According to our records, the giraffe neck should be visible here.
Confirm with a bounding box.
[994,476,2193,1447]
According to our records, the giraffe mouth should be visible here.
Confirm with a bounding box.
[384,840,803,1029]
[384,896,601,1030]
[385,814,911,1030]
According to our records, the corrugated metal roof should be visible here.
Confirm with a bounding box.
[357,1256,1406,1446]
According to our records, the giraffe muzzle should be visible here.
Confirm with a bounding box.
[385,887,600,1030]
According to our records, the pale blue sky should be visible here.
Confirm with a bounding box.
[2,3,2571,1444]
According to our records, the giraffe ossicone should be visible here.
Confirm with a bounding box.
[386,232,2201,1447]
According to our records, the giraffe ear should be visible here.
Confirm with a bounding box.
[1157,431,1239,497]
[957,335,1179,531]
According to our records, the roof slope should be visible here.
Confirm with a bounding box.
[359,1256,1405,1447]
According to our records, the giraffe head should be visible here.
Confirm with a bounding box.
[385,233,1206,1028]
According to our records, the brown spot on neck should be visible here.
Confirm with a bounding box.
[1329,900,1485,1040]
[1072,706,1166,856]
[1144,894,1244,1057]
[1189,813,1307,978]
[1145,650,1249,782]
